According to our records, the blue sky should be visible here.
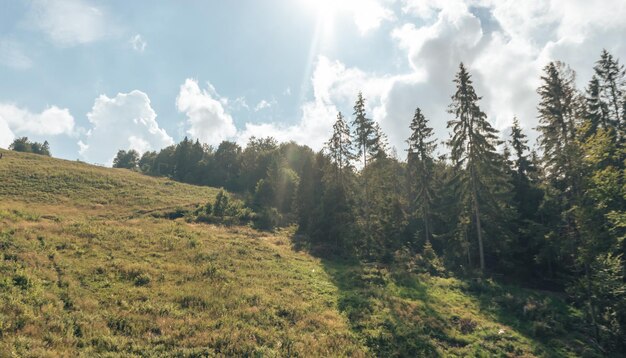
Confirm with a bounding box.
[1,0,625,164]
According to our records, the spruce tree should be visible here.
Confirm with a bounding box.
[594,50,625,132]
[584,75,608,138]
[536,61,584,274]
[326,112,353,183]
[351,92,377,254]
[536,61,580,188]
[447,63,508,273]
[370,122,389,160]
[406,107,437,243]
[351,92,376,167]
[508,118,544,275]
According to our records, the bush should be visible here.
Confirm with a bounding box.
[134,273,151,286]
[9,137,51,156]
[253,207,280,231]
[393,242,445,276]
[190,190,256,227]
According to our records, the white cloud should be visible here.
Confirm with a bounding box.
[302,0,395,35]
[227,0,625,155]
[79,90,174,165]
[231,97,250,111]
[237,56,390,150]
[0,104,75,148]
[30,0,108,46]
[130,34,147,52]
[254,100,272,112]
[351,0,395,34]
[239,0,625,155]
[0,39,32,70]
[237,100,338,149]
[368,0,626,152]
[176,79,237,146]
[0,119,15,149]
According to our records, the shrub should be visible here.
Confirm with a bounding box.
[253,207,280,230]
[12,275,31,290]
[191,190,256,227]
[134,273,151,287]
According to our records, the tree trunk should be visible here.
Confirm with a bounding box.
[585,263,600,342]
[465,227,472,267]
[423,204,430,243]
[363,146,371,257]
[474,198,485,273]
[469,161,485,273]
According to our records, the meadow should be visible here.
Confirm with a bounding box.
[0,149,599,357]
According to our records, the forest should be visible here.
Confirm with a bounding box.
[13,49,620,353]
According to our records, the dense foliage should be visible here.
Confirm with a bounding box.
[112,149,140,169]
[9,137,51,156]
[118,50,626,353]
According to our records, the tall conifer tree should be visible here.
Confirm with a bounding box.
[326,112,354,183]
[407,107,437,243]
[447,63,508,273]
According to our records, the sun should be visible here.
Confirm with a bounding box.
[301,0,339,36]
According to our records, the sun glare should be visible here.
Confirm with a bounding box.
[302,0,338,36]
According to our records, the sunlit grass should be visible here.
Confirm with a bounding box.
[0,149,595,356]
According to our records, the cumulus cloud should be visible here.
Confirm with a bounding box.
[176,79,237,146]
[79,90,174,165]
[130,34,147,52]
[237,57,341,148]
[0,39,32,70]
[0,119,13,149]
[237,56,390,149]
[29,0,108,46]
[0,104,75,148]
[271,0,625,155]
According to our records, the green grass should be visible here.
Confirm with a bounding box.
[323,262,598,357]
[0,149,603,357]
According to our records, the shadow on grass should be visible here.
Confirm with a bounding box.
[460,277,598,357]
[319,257,457,357]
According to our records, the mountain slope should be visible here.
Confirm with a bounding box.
[0,149,597,357]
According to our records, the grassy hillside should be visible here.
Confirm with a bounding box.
[0,149,600,357]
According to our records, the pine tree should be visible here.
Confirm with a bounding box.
[295,154,317,233]
[507,118,545,276]
[447,63,508,273]
[594,50,625,133]
[584,75,609,138]
[40,141,51,156]
[406,107,437,244]
[351,92,377,167]
[370,122,389,160]
[352,92,377,255]
[537,62,580,189]
[326,112,353,183]
[536,61,584,275]
[509,118,531,179]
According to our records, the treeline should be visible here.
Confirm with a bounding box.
[117,50,626,352]
[115,137,311,228]
[9,137,51,156]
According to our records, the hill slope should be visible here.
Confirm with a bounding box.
[0,149,597,357]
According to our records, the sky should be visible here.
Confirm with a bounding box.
[0,0,625,165]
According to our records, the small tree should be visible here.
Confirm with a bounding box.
[113,149,140,169]
[9,137,31,153]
